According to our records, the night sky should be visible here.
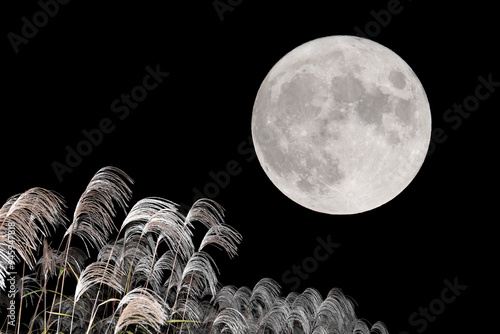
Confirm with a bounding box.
[2,1,497,332]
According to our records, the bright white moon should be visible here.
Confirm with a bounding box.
[251,36,431,215]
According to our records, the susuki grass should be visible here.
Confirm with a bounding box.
[0,166,388,333]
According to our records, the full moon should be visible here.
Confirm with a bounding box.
[251,36,431,215]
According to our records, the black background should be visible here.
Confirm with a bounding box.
[2,0,497,332]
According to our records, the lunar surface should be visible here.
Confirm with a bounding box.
[251,36,431,215]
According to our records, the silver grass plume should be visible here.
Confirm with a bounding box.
[37,238,87,280]
[74,261,126,303]
[65,166,133,253]
[0,187,67,290]
[114,287,170,334]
